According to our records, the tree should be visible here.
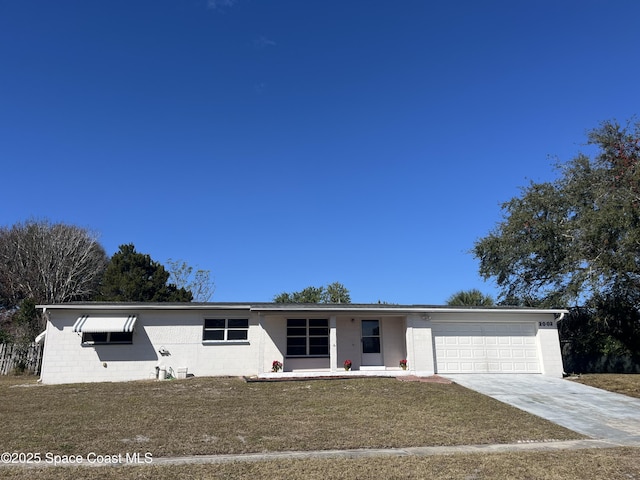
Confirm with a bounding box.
[473,119,640,356]
[0,298,42,371]
[274,286,324,303]
[98,244,193,302]
[322,282,351,303]
[0,298,40,345]
[446,289,494,306]
[273,282,351,304]
[166,259,215,302]
[0,219,108,308]
[12,298,40,343]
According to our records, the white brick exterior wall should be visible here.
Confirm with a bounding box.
[536,320,565,377]
[406,314,435,376]
[38,305,566,384]
[40,309,262,384]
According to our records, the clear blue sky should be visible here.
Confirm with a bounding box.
[1,1,638,304]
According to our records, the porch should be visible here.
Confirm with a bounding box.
[258,313,425,376]
[257,368,413,380]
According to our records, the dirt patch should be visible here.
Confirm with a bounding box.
[244,374,452,383]
[244,375,382,382]
[397,375,452,384]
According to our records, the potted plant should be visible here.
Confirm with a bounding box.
[272,360,283,372]
[344,359,352,371]
[399,359,408,370]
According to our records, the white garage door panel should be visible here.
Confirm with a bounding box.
[433,322,540,374]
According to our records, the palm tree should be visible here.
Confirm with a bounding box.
[446,289,494,306]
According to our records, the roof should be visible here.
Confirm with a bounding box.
[37,302,568,316]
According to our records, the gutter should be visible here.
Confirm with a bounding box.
[36,303,253,311]
[249,305,569,315]
[35,303,569,316]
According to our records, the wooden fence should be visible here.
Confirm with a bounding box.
[0,342,43,375]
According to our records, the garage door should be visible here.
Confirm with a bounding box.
[433,322,540,373]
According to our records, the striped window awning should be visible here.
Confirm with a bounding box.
[73,315,137,333]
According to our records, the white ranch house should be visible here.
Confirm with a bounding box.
[36,302,567,384]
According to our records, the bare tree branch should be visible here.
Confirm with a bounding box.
[0,220,108,307]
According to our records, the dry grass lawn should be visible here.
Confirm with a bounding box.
[0,375,580,457]
[2,448,640,479]
[2,374,640,479]
[570,373,640,399]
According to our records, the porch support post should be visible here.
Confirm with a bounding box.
[329,315,337,372]
[257,312,266,375]
[405,315,415,374]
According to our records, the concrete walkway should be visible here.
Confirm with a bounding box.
[1,439,622,468]
[444,374,640,446]
[145,439,623,466]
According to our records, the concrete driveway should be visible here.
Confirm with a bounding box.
[444,374,640,446]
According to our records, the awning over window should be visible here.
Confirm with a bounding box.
[73,315,137,333]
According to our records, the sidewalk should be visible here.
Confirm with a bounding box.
[146,439,632,466]
[2,438,630,469]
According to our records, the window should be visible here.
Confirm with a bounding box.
[203,318,249,342]
[361,319,381,354]
[287,318,329,356]
[82,331,133,345]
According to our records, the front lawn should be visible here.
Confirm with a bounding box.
[0,376,580,457]
[5,374,640,479]
[2,448,640,479]
[569,373,640,399]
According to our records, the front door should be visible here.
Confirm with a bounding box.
[361,319,383,366]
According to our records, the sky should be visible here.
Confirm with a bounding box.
[1,0,639,305]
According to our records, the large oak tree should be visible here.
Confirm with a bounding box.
[473,119,640,357]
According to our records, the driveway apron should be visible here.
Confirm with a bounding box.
[443,374,640,446]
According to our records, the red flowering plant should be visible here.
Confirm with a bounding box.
[343,359,352,370]
[272,360,283,372]
[399,359,408,369]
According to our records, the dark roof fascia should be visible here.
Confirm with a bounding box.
[37,302,569,316]
[37,302,252,311]
[250,304,569,315]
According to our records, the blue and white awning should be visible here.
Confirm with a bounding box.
[73,315,137,333]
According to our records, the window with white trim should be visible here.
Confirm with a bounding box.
[82,332,133,345]
[286,318,329,356]
[203,318,249,341]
